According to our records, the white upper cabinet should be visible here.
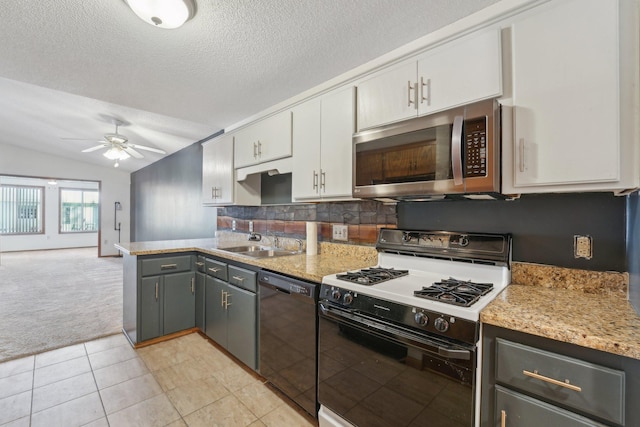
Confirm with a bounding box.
[503,0,637,194]
[293,86,356,201]
[202,134,260,206]
[202,134,234,205]
[234,110,292,168]
[357,27,502,131]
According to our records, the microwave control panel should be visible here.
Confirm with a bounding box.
[464,117,487,177]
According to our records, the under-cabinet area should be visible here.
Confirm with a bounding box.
[481,325,640,427]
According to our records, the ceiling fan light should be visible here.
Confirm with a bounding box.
[103,147,130,160]
[126,0,196,29]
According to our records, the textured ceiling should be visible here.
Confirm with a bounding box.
[0,0,499,172]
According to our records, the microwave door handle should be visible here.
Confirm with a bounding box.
[451,115,464,186]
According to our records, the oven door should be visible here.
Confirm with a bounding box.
[318,302,476,427]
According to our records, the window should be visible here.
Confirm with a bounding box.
[0,185,44,234]
[60,188,99,233]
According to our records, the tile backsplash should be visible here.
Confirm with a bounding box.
[217,201,397,245]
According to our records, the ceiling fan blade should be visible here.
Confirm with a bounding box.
[61,138,103,142]
[130,144,166,154]
[81,144,107,153]
[124,147,144,159]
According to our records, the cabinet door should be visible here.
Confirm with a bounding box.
[205,277,227,346]
[202,135,234,205]
[320,86,356,199]
[140,276,162,342]
[234,125,259,168]
[226,284,257,370]
[509,0,619,189]
[195,271,206,330]
[495,386,606,427]
[417,28,501,115]
[292,98,321,200]
[256,110,292,163]
[357,61,417,131]
[163,271,195,335]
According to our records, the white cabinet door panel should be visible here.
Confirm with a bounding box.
[292,98,321,200]
[510,0,619,188]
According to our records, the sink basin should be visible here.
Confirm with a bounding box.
[218,245,300,258]
[218,245,271,253]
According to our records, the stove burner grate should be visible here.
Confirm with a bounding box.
[414,277,494,307]
[336,267,409,285]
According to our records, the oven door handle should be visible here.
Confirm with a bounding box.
[319,303,472,360]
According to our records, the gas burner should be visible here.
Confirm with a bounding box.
[336,267,409,286]
[413,277,494,307]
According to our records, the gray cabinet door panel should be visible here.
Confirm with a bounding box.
[140,276,162,342]
[163,271,195,335]
[495,386,606,427]
[205,277,227,345]
[226,284,257,370]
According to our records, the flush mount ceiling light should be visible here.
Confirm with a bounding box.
[126,0,197,29]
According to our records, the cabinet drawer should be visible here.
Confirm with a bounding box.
[496,338,624,425]
[495,385,606,427]
[228,265,257,292]
[205,258,227,281]
[141,255,192,277]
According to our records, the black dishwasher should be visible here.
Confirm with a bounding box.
[258,270,319,417]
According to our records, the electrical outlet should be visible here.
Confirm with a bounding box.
[232,220,237,231]
[333,224,348,241]
[249,221,254,233]
[574,235,592,259]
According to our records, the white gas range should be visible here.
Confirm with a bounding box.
[317,229,511,427]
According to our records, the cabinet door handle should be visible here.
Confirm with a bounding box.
[257,141,262,157]
[313,171,318,190]
[191,277,194,294]
[211,187,215,199]
[160,263,177,270]
[320,170,326,192]
[225,292,232,308]
[522,369,582,392]
[518,138,525,173]
[253,142,257,159]
[407,81,416,107]
[155,282,159,301]
[420,77,430,106]
[231,275,245,282]
[500,409,506,427]
[220,290,226,307]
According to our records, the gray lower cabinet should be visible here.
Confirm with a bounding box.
[204,264,257,370]
[481,325,638,427]
[139,270,195,342]
[195,271,206,331]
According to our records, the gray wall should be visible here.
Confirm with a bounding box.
[397,192,627,272]
[131,142,216,241]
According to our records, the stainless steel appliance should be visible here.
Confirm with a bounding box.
[353,99,501,201]
[258,270,319,417]
[318,229,511,427]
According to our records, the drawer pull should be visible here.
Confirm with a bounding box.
[500,409,506,427]
[195,262,205,266]
[232,275,245,282]
[522,369,582,392]
[160,263,178,270]
[208,267,221,273]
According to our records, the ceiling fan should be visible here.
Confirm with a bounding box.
[63,120,166,167]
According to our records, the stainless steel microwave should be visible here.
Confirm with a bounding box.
[352,99,501,201]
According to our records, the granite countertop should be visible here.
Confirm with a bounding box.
[481,284,640,361]
[115,237,378,283]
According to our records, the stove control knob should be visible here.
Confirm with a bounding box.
[414,312,429,327]
[331,290,342,301]
[343,292,354,305]
[458,235,469,247]
[434,317,449,332]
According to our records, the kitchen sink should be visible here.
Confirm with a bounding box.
[218,245,301,258]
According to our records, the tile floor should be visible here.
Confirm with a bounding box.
[0,333,316,427]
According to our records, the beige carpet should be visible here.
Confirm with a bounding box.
[0,247,123,362]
